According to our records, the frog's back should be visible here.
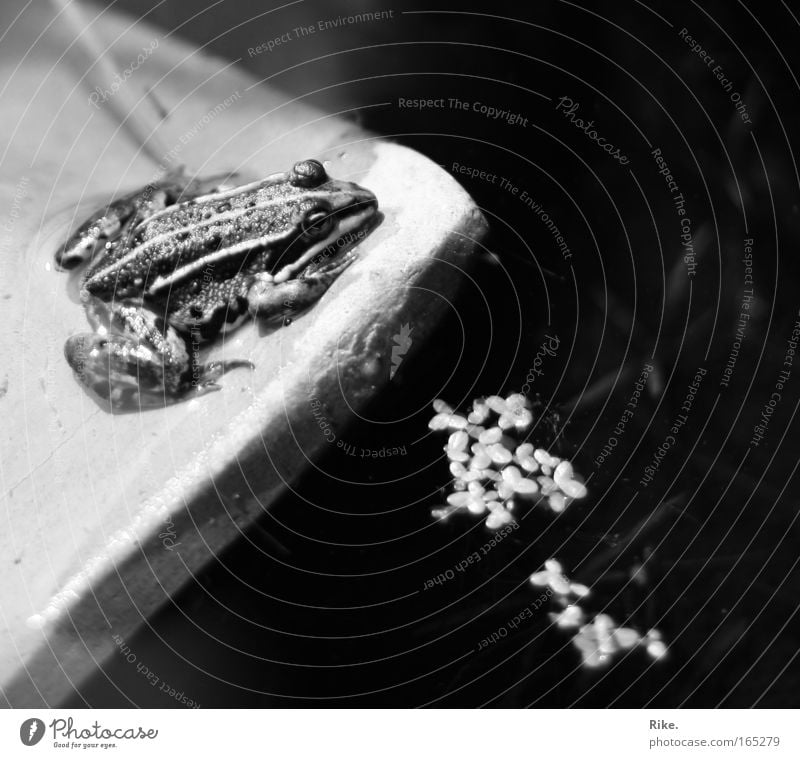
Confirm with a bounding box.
[81,182,303,302]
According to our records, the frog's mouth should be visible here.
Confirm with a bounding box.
[272,190,379,282]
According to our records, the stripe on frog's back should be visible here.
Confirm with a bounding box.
[143,230,296,297]
[84,187,336,287]
[136,185,338,247]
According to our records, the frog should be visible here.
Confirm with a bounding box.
[56,159,379,411]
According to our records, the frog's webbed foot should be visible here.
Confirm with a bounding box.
[65,331,186,411]
[65,298,192,410]
[66,300,254,412]
[246,250,358,325]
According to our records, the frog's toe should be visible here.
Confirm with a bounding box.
[189,359,253,397]
[196,359,254,383]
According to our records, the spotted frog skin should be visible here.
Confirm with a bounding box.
[57,159,379,411]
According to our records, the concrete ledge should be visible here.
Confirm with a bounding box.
[0,2,486,706]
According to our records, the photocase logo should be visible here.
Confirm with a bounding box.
[19,718,45,746]
[389,323,413,379]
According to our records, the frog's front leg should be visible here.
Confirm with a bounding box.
[246,251,357,324]
[65,300,248,411]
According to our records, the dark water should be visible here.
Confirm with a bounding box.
[71,0,800,707]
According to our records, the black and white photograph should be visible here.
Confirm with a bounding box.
[1,0,799,750]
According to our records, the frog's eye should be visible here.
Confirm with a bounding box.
[301,208,335,238]
[292,159,327,187]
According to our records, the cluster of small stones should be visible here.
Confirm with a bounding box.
[531,559,667,668]
[429,394,588,530]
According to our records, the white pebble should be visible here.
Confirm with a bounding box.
[487,444,512,465]
[646,639,668,659]
[466,424,485,439]
[461,469,483,482]
[447,430,469,452]
[497,413,516,430]
[570,582,591,598]
[497,481,515,500]
[502,466,522,483]
[486,508,513,529]
[449,461,466,478]
[446,450,470,463]
[573,630,608,668]
[519,456,539,473]
[529,570,551,586]
[516,443,534,458]
[467,499,488,515]
[432,399,453,414]
[467,481,484,495]
[560,479,588,499]
[483,488,500,500]
[544,558,562,573]
[513,409,533,429]
[429,413,451,430]
[485,395,507,413]
[554,460,574,485]
[550,574,571,595]
[594,614,614,632]
[614,627,640,649]
[505,393,528,409]
[550,605,585,628]
[538,476,557,494]
[468,409,488,424]
[540,464,552,476]
[573,628,598,655]
[447,414,468,429]
[548,492,568,513]
[534,448,561,467]
[597,627,618,655]
[478,426,503,444]
[446,492,472,508]
[471,451,492,469]
[514,478,539,496]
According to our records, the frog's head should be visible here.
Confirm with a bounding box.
[270,159,379,282]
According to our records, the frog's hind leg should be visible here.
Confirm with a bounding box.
[56,192,145,270]
[65,301,190,410]
[65,300,250,412]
